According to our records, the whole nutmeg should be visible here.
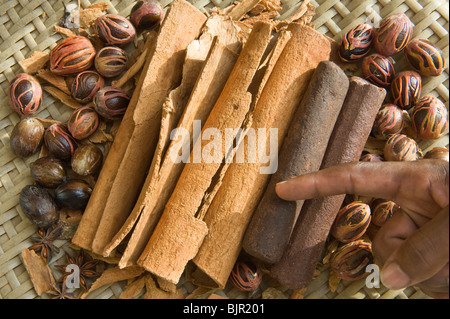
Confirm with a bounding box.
[20,185,59,229]
[94,14,136,46]
[30,156,66,188]
[391,71,422,110]
[370,198,400,227]
[374,13,413,56]
[361,53,395,87]
[55,179,92,210]
[229,261,262,292]
[94,86,130,120]
[424,147,449,161]
[8,73,43,116]
[71,144,103,176]
[10,117,45,157]
[130,0,165,30]
[49,36,96,76]
[404,39,445,77]
[95,46,128,78]
[372,104,405,140]
[67,106,99,140]
[331,201,371,243]
[384,133,422,161]
[44,123,78,159]
[330,240,374,281]
[339,23,374,62]
[410,96,448,140]
[360,153,384,162]
[71,71,104,104]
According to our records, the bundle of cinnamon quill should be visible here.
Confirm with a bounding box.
[70,0,385,296]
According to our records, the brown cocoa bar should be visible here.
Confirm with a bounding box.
[270,77,386,289]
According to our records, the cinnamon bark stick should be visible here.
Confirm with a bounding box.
[137,21,274,284]
[242,60,349,264]
[190,26,334,289]
[72,0,207,254]
[270,77,386,289]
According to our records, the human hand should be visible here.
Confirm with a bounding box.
[275,159,449,298]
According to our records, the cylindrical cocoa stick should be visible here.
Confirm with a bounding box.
[270,77,386,289]
[242,60,349,264]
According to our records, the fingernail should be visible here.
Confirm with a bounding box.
[381,262,410,290]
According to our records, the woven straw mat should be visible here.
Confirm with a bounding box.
[0,0,448,299]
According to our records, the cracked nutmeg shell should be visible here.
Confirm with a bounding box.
[374,13,413,57]
[55,179,93,210]
[50,36,96,76]
[331,240,374,281]
[10,117,45,158]
[361,53,396,87]
[404,39,445,77]
[331,201,371,243]
[339,23,374,62]
[20,185,59,229]
[391,71,422,110]
[67,106,99,140]
[71,71,104,104]
[8,73,43,116]
[30,156,66,188]
[94,86,130,120]
[229,260,262,292]
[95,46,128,78]
[44,123,78,160]
[383,133,422,161]
[94,14,136,46]
[410,96,448,140]
[372,104,405,140]
[130,0,165,30]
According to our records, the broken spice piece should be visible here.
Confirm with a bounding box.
[21,248,56,296]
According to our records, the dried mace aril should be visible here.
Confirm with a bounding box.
[331,201,371,243]
[374,13,413,56]
[71,144,103,176]
[384,133,422,161]
[370,198,400,227]
[391,71,422,110]
[8,73,43,116]
[20,185,59,229]
[411,96,448,140]
[424,147,449,161]
[360,153,384,162]
[130,0,165,30]
[30,156,66,188]
[44,123,78,159]
[71,71,104,104]
[361,53,395,87]
[55,179,92,210]
[94,86,130,120]
[339,23,374,62]
[404,39,445,77]
[331,240,373,281]
[67,106,99,140]
[229,261,262,292]
[94,14,136,46]
[95,46,128,78]
[50,36,96,76]
[372,104,405,140]
[10,117,45,158]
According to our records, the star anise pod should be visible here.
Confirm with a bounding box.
[55,249,100,291]
[47,282,76,299]
[29,226,62,263]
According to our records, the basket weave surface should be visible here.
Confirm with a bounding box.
[0,0,448,299]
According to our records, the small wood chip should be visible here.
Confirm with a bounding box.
[43,86,81,109]
[18,51,49,74]
[37,69,71,95]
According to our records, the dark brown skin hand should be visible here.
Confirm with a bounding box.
[275,159,449,299]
